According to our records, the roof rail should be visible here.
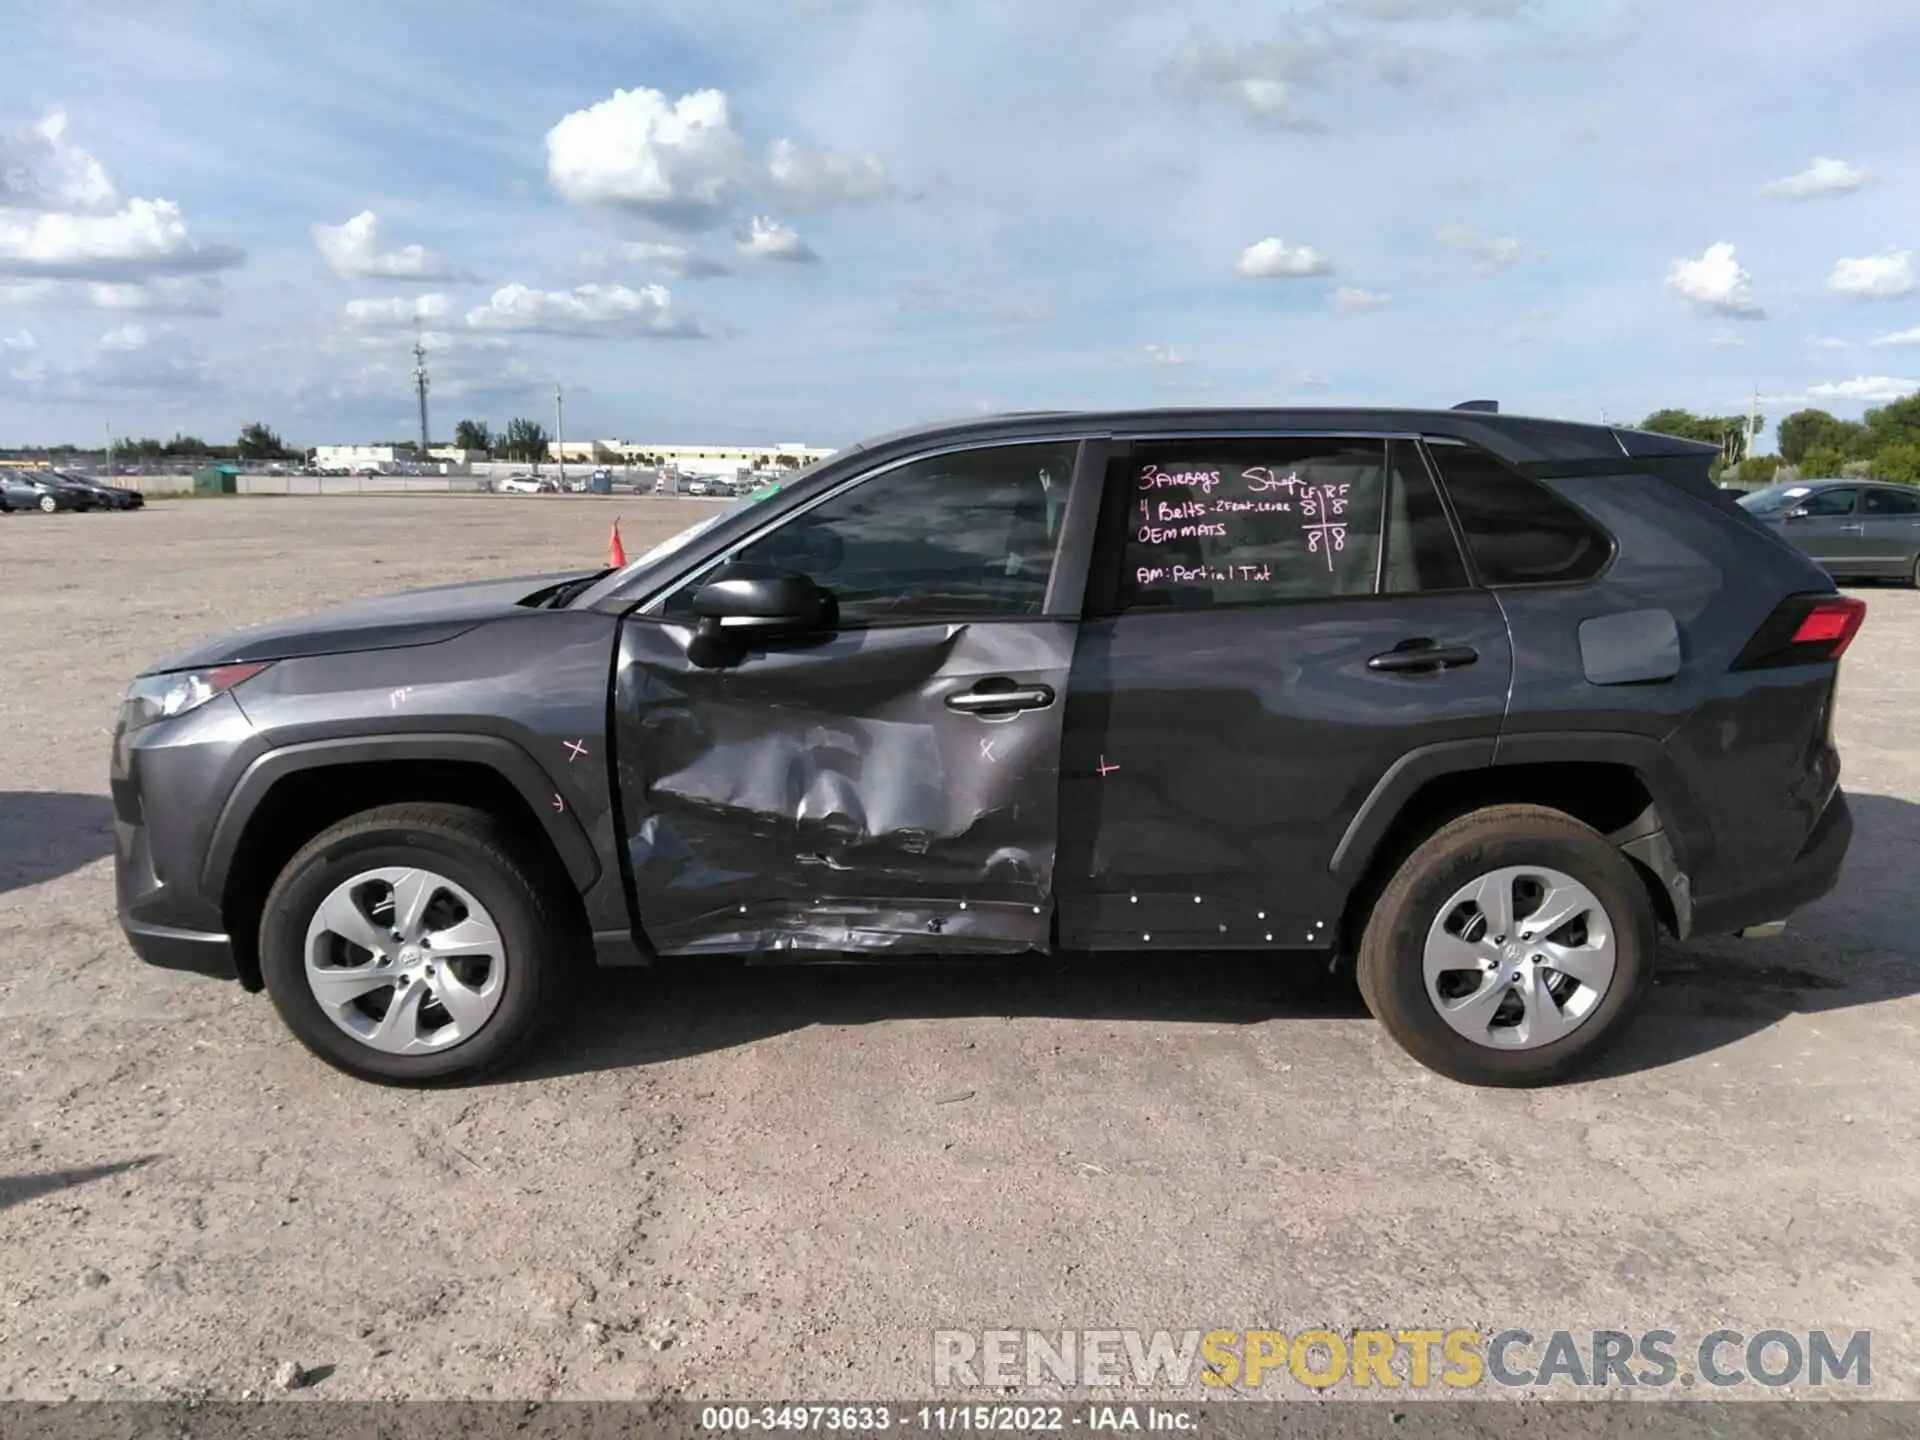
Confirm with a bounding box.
[1451,399,1499,413]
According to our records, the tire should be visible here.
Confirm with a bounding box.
[38,494,57,513]
[1355,804,1655,1088]
[1909,552,1919,589]
[257,803,572,1085]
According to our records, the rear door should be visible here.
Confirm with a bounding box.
[1054,435,1512,951]
[1859,486,1920,577]
[612,437,1097,956]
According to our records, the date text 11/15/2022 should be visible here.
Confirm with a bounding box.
[697,1405,1197,1432]
[1134,462,1350,585]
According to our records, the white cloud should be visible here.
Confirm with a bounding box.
[1330,285,1390,311]
[1800,377,1920,405]
[98,322,149,351]
[546,87,749,226]
[1828,251,1914,300]
[0,197,241,281]
[0,111,117,213]
[87,277,223,315]
[765,138,890,211]
[737,216,817,263]
[1809,336,1850,350]
[2,329,36,352]
[1144,344,1187,367]
[617,240,731,279]
[546,86,892,229]
[1238,238,1334,278]
[1667,242,1764,319]
[1706,329,1747,348]
[312,211,459,281]
[1869,326,1920,348]
[463,282,703,338]
[343,293,454,327]
[1438,226,1524,271]
[1761,157,1869,200]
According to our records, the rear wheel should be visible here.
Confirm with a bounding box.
[258,803,571,1084]
[1356,804,1654,1087]
[38,494,57,512]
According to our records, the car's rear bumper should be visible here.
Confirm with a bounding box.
[121,917,237,979]
[1690,787,1852,937]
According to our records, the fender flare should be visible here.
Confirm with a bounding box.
[1329,730,1705,931]
[201,732,600,899]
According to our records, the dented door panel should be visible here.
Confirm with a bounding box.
[613,617,1075,956]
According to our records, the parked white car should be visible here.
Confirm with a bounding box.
[493,474,555,494]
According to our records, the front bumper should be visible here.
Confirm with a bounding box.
[1690,787,1853,937]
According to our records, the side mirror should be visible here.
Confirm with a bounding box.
[1783,506,1810,520]
[691,562,833,641]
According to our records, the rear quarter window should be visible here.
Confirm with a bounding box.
[1425,440,1612,585]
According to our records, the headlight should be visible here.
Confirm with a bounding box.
[122,663,269,733]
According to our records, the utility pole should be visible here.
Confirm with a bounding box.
[413,318,431,457]
[1744,385,1760,467]
[555,382,566,487]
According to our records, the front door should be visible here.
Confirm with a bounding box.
[612,438,1094,956]
[1055,436,1514,951]
[1785,486,1862,574]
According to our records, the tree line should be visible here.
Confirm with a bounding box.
[452,418,551,464]
[1637,395,1920,486]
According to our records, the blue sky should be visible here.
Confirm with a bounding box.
[2,0,1918,449]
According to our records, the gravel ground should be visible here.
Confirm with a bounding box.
[1,497,1917,1404]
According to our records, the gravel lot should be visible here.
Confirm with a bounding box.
[2,497,1917,1403]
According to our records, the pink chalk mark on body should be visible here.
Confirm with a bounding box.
[1098,756,1121,777]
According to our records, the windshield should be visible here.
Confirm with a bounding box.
[624,478,791,571]
[1737,483,1815,517]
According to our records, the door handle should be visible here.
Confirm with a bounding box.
[1367,640,1480,674]
[1838,523,1864,533]
[946,683,1055,714]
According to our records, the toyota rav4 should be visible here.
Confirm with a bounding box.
[112,407,1859,1087]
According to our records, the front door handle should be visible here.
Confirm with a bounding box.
[946,682,1055,715]
[1838,523,1864,533]
[1367,640,1480,674]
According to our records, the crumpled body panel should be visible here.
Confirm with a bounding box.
[613,618,1075,956]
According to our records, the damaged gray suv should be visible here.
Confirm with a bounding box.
[114,406,1859,1087]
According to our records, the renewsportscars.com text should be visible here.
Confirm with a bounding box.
[931,1328,1871,1391]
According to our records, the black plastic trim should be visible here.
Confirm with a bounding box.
[1328,738,1497,883]
[201,733,601,899]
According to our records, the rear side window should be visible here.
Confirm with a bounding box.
[1115,438,1386,609]
[1425,441,1611,585]
[1382,441,1470,594]
[1863,487,1919,515]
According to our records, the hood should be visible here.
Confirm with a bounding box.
[143,569,599,672]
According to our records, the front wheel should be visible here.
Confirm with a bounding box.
[1356,804,1655,1087]
[258,803,571,1084]
[38,494,58,512]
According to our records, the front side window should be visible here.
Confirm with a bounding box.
[1800,488,1857,517]
[1115,438,1388,610]
[665,441,1077,624]
[1426,440,1611,585]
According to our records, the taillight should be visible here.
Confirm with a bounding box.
[1731,593,1867,671]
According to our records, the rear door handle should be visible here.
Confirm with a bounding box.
[1367,641,1480,674]
[946,683,1055,714]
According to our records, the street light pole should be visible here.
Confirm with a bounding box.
[555,383,566,487]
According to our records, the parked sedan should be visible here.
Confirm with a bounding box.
[0,472,87,513]
[52,471,146,510]
[1739,479,1920,586]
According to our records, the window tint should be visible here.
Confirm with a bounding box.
[1425,441,1611,585]
[1115,438,1386,610]
[1863,487,1919,516]
[665,441,1076,624]
[1800,488,1857,517]
[1381,441,1470,593]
